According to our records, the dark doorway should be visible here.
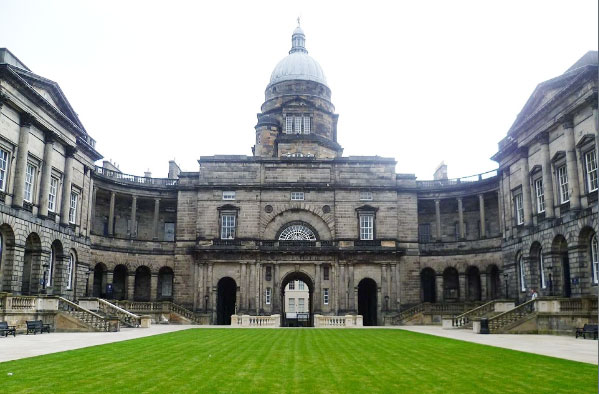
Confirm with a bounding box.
[134,266,151,301]
[93,263,107,298]
[563,254,571,298]
[217,277,237,325]
[113,265,128,300]
[158,266,174,300]
[281,272,313,327]
[488,265,500,300]
[466,266,481,301]
[553,236,571,298]
[443,267,459,301]
[22,233,41,295]
[358,278,377,326]
[420,268,436,303]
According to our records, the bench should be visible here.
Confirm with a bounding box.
[26,320,51,335]
[0,321,16,337]
[575,324,598,339]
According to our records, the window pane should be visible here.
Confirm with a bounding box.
[585,150,598,192]
[558,166,569,203]
[539,249,546,289]
[303,116,310,134]
[222,191,236,200]
[515,194,524,225]
[0,149,8,192]
[519,256,526,292]
[294,116,302,134]
[48,178,58,212]
[535,179,545,213]
[221,214,236,239]
[24,164,35,202]
[69,192,78,223]
[285,116,293,134]
[592,234,598,285]
[360,214,374,240]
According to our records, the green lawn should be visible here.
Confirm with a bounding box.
[0,329,596,393]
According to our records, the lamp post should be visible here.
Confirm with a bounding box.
[503,272,509,299]
[85,268,92,297]
[204,294,209,313]
[41,262,49,294]
[384,295,389,311]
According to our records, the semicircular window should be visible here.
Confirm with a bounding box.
[278,224,317,241]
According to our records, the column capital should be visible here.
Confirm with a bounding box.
[42,129,56,143]
[20,112,35,127]
[64,145,77,157]
[559,114,574,129]
[131,194,137,201]
[535,131,549,144]
[517,146,529,159]
[0,92,8,108]
[584,91,598,108]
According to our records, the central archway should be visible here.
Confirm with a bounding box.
[280,271,314,327]
[358,278,377,326]
[420,268,436,303]
[113,265,128,300]
[217,277,237,325]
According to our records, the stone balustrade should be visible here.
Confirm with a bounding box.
[313,314,363,328]
[230,314,280,327]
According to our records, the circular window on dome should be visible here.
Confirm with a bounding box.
[278,222,318,241]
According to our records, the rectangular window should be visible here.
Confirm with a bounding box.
[514,193,524,225]
[164,222,175,241]
[418,223,431,243]
[0,148,9,192]
[359,214,374,240]
[288,298,295,312]
[222,191,236,200]
[298,281,305,290]
[285,116,293,134]
[359,191,373,201]
[265,288,271,304]
[557,165,569,203]
[323,288,329,305]
[68,192,78,223]
[298,298,305,312]
[24,163,35,203]
[585,150,598,192]
[291,192,304,201]
[48,177,58,212]
[535,179,545,213]
[303,116,310,134]
[294,116,302,134]
[265,266,272,281]
[221,213,236,239]
[323,266,329,281]
[289,281,295,290]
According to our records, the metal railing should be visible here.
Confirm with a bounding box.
[487,299,536,333]
[452,300,495,327]
[94,166,178,187]
[416,169,498,189]
[58,297,112,332]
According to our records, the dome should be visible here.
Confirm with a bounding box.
[268,26,328,88]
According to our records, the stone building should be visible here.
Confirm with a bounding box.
[0,27,596,329]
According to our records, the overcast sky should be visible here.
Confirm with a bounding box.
[1,1,597,179]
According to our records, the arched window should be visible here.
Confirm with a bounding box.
[539,248,546,289]
[591,234,598,285]
[518,254,526,292]
[66,253,75,290]
[278,224,317,241]
[47,247,54,287]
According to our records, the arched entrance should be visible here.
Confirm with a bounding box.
[466,266,481,301]
[553,236,571,297]
[420,268,436,303]
[158,266,174,300]
[93,263,107,298]
[487,265,500,300]
[358,278,377,326]
[113,265,128,300]
[0,224,15,293]
[280,271,314,327]
[217,277,237,325]
[443,267,459,301]
[134,266,151,301]
[22,233,41,295]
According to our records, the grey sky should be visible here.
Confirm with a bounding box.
[1,0,597,179]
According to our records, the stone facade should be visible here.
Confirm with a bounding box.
[0,38,596,327]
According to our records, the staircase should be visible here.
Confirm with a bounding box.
[487,299,536,333]
[115,300,209,325]
[452,300,496,329]
[391,303,429,325]
[97,299,141,328]
[57,297,113,332]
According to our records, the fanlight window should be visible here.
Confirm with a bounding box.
[278,224,317,241]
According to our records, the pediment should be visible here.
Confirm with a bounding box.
[576,133,596,148]
[529,164,542,175]
[551,150,566,162]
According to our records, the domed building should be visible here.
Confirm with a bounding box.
[0,27,596,333]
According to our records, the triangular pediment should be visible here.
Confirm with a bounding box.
[282,97,313,109]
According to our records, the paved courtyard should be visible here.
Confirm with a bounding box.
[0,325,596,365]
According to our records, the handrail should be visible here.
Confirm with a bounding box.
[94,166,178,187]
[98,299,141,327]
[487,298,536,333]
[115,300,206,324]
[452,300,495,327]
[416,169,498,189]
[397,303,428,322]
[57,296,111,332]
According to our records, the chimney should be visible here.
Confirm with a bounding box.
[102,160,121,173]
[168,160,181,180]
[434,161,448,180]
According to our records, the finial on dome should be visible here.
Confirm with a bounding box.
[290,21,307,54]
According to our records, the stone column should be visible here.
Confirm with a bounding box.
[38,132,54,218]
[89,185,97,234]
[127,273,135,301]
[458,273,466,301]
[380,264,387,311]
[563,118,581,209]
[60,147,76,226]
[480,272,488,301]
[192,262,198,311]
[153,198,160,240]
[394,262,400,310]
[12,113,33,209]
[348,264,355,311]
[130,195,137,238]
[539,136,555,218]
[314,263,321,313]
[255,262,261,314]
[501,170,513,236]
[434,199,442,241]
[457,197,465,239]
[108,191,116,236]
[240,262,247,311]
[208,263,214,313]
[478,194,486,238]
[332,262,338,315]
[436,274,444,302]
[520,154,533,226]
[273,263,280,313]
[340,263,346,311]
